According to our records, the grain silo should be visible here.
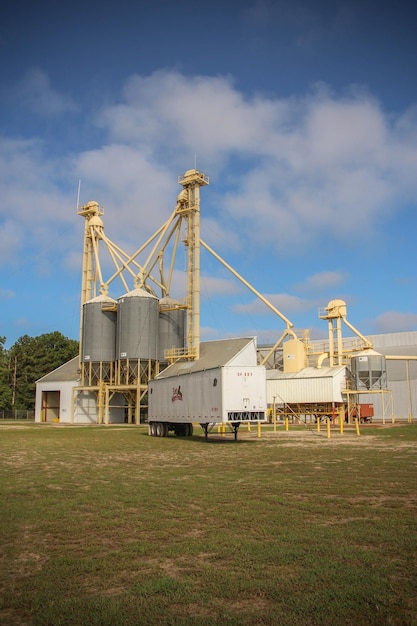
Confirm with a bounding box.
[117,288,159,361]
[82,294,117,363]
[350,349,387,390]
[158,296,185,362]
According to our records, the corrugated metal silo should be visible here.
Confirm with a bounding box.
[350,349,387,390]
[117,288,159,360]
[82,294,117,362]
[158,297,185,361]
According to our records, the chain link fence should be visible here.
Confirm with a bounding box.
[0,410,35,420]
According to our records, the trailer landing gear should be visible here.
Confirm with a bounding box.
[202,422,240,441]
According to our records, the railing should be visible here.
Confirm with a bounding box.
[164,346,198,361]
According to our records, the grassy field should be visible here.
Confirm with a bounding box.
[0,423,416,625]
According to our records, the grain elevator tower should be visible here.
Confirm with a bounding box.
[75,170,209,423]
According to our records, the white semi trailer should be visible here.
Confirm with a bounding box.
[148,337,267,440]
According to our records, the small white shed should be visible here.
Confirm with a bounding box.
[35,358,125,424]
[35,358,81,423]
[266,366,348,405]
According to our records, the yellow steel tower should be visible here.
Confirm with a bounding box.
[178,169,209,360]
[75,171,210,423]
[78,200,105,305]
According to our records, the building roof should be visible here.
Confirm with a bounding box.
[156,337,256,379]
[36,356,80,383]
[266,366,346,381]
[367,331,417,355]
[306,331,417,356]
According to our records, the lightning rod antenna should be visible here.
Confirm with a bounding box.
[76,179,81,210]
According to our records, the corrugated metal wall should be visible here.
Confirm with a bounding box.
[267,369,346,404]
[364,332,417,419]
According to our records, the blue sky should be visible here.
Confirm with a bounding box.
[1,0,416,348]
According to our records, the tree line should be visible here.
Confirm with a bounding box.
[0,332,79,410]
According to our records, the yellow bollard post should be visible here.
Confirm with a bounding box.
[257,421,261,438]
[317,417,320,433]
[327,418,331,439]
[285,417,289,431]
[221,422,225,437]
[339,406,345,435]
[355,418,361,436]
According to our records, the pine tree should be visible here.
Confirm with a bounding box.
[7,332,79,410]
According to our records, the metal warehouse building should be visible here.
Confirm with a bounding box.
[363,331,416,420]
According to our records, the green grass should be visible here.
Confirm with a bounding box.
[0,424,416,625]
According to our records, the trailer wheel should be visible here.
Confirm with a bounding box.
[156,423,166,437]
[186,423,193,437]
[149,422,157,437]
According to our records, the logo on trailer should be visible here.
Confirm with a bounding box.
[172,385,183,402]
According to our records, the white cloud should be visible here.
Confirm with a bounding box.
[200,326,223,341]
[144,267,242,304]
[221,91,415,244]
[9,67,78,115]
[373,311,417,333]
[97,70,288,171]
[0,137,81,271]
[74,144,178,244]
[294,270,348,293]
[0,220,24,264]
[201,217,242,253]
[0,288,15,299]
[91,70,417,252]
[232,293,312,316]
[0,138,74,219]
[305,96,387,166]
[201,274,243,298]
[1,68,416,312]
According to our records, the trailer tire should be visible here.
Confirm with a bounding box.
[156,422,166,437]
[149,422,157,437]
[186,423,193,437]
